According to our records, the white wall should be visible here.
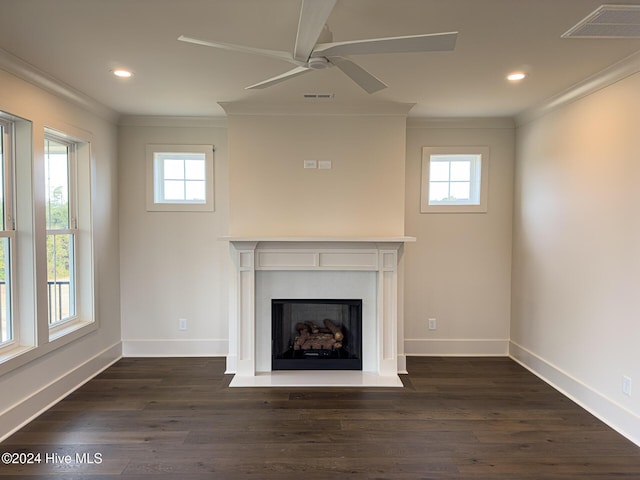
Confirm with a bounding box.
[511,72,640,444]
[226,113,407,237]
[118,117,230,356]
[404,119,515,356]
[0,69,121,440]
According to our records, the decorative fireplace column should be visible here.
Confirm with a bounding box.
[222,237,415,387]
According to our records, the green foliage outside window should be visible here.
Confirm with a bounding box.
[46,186,71,280]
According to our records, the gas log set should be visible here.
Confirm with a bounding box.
[272,299,362,370]
[293,319,344,351]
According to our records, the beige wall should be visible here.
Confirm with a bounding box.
[118,118,230,356]
[404,119,515,355]
[0,69,120,440]
[117,114,516,360]
[227,114,406,237]
[511,72,640,443]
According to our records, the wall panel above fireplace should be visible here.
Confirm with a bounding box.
[225,111,408,238]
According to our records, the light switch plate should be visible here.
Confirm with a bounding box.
[304,160,317,169]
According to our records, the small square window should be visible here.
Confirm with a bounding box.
[421,146,489,213]
[428,154,480,205]
[154,152,206,203]
[146,145,214,212]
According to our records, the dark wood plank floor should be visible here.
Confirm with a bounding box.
[1,357,639,479]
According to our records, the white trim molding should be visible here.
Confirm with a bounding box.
[122,339,228,357]
[0,48,119,124]
[405,338,510,356]
[219,101,415,116]
[224,237,415,387]
[0,342,122,443]
[510,341,640,447]
[517,50,640,126]
[118,115,228,128]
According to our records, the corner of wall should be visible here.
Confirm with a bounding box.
[510,342,640,447]
[0,342,122,442]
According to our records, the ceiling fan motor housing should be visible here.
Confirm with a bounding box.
[308,57,330,69]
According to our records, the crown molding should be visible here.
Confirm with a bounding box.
[407,117,515,129]
[219,100,415,116]
[118,115,227,128]
[516,50,640,127]
[0,48,119,124]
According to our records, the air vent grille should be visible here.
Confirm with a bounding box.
[563,4,640,38]
[303,93,335,100]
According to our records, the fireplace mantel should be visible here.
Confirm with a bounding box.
[222,236,415,387]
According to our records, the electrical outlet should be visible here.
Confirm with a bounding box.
[622,375,632,396]
[428,318,437,330]
[179,318,187,331]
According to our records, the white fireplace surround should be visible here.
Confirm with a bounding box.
[223,236,415,387]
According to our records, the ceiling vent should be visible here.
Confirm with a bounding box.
[303,93,335,100]
[563,4,640,38]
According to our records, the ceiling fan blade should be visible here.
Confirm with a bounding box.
[178,35,295,64]
[313,31,458,57]
[328,57,387,94]
[293,0,337,62]
[245,66,311,90]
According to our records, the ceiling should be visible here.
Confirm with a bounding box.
[0,0,639,118]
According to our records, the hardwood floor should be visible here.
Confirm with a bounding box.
[1,357,639,479]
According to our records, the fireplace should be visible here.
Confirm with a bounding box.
[272,299,362,370]
[223,236,415,387]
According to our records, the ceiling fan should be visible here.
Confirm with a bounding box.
[178,0,457,94]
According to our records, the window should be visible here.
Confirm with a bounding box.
[146,144,214,212]
[44,128,93,342]
[0,118,15,347]
[44,135,76,326]
[421,146,489,213]
[0,111,36,364]
[155,152,206,203]
[428,154,481,205]
[0,115,96,369]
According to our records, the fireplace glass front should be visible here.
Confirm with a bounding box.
[271,299,363,370]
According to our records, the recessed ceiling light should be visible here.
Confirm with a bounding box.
[507,71,527,82]
[112,69,133,78]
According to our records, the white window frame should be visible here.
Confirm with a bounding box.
[44,128,95,342]
[0,117,16,351]
[44,133,78,331]
[421,146,489,213]
[0,111,36,367]
[146,144,214,212]
[0,115,98,372]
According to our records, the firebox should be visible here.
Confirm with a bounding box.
[271,299,363,370]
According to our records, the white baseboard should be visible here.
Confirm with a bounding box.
[509,341,640,447]
[122,339,228,357]
[0,342,122,443]
[405,338,509,356]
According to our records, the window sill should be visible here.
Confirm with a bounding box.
[49,318,95,342]
[421,204,488,214]
[0,319,97,376]
[0,344,37,366]
[146,202,214,213]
